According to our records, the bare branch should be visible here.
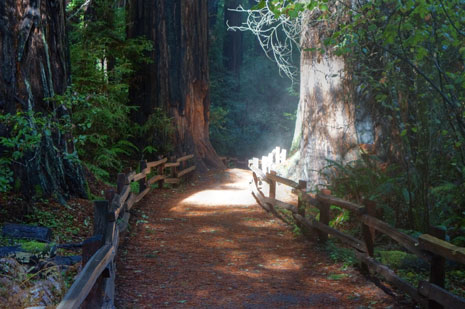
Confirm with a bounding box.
[227,1,302,81]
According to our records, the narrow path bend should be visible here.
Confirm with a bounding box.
[116,169,398,308]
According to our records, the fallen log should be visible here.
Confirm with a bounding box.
[2,224,52,242]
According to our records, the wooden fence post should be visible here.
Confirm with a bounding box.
[269,170,277,199]
[139,160,147,192]
[116,173,126,195]
[429,226,446,309]
[268,152,274,170]
[158,162,165,188]
[261,155,268,173]
[182,152,187,170]
[360,200,377,273]
[318,189,331,243]
[170,156,177,178]
[104,189,115,206]
[93,199,110,237]
[362,200,376,257]
[81,199,109,308]
[253,157,259,168]
[281,149,287,163]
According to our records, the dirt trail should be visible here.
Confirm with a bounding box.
[115,169,399,308]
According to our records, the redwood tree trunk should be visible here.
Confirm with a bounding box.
[208,0,220,30]
[223,0,243,76]
[128,0,223,169]
[285,10,375,188]
[0,0,87,198]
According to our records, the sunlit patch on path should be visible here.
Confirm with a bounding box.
[115,169,398,308]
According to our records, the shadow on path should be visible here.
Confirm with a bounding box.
[115,169,398,308]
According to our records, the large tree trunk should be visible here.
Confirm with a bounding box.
[0,0,87,199]
[223,0,243,76]
[284,10,375,188]
[208,0,220,29]
[128,0,223,170]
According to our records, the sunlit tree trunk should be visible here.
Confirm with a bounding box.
[128,0,223,169]
[286,10,374,189]
[0,0,87,198]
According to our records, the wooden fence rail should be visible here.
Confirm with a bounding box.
[57,154,196,309]
[248,149,465,309]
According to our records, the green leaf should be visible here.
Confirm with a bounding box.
[402,188,410,204]
[252,0,266,10]
[319,4,328,12]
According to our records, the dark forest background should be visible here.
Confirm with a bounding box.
[208,0,298,159]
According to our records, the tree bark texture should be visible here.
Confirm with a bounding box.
[285,10,375,188]
[128,0,223,170]
[0,0,87,198]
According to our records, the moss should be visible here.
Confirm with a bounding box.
[84,180,92,200]
[20,241,48,253]
[378,250,417,269]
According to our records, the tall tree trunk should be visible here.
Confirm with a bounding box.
[0,0,87,199]
[128,0,223,170]
[208,0,220,30]
[223,0,243,76]
[286,10,374,188]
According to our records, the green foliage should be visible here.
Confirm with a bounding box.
[254,0,465,233]
[325,239,357,267]
[133,108,174,157]
[19,241,49,254]
[0,112,65,192]
[329,205,350,228]
[378,250,417,270]
[24,208,79,242]
[60,0,154,181]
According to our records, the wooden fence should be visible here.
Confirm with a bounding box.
[248,151,465,309]
[57,154,196,309]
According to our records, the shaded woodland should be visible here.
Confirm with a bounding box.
[1,0,465,307]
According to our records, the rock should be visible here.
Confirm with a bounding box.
[2,224,52,242]
[0,257,27,280]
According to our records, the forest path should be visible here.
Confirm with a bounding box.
[115,169,398,308]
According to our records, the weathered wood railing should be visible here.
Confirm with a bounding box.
[219,156,248,167]
[246,146,287,173]
[248,158,465,309]
[57,154,196,309]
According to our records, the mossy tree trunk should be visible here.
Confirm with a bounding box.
[128,0,224,170]
[0,0,87,199]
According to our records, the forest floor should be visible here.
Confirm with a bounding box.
[115,168,407,308]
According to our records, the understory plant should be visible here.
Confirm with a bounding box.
[62,0,153,181]
[244,0,465,235]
